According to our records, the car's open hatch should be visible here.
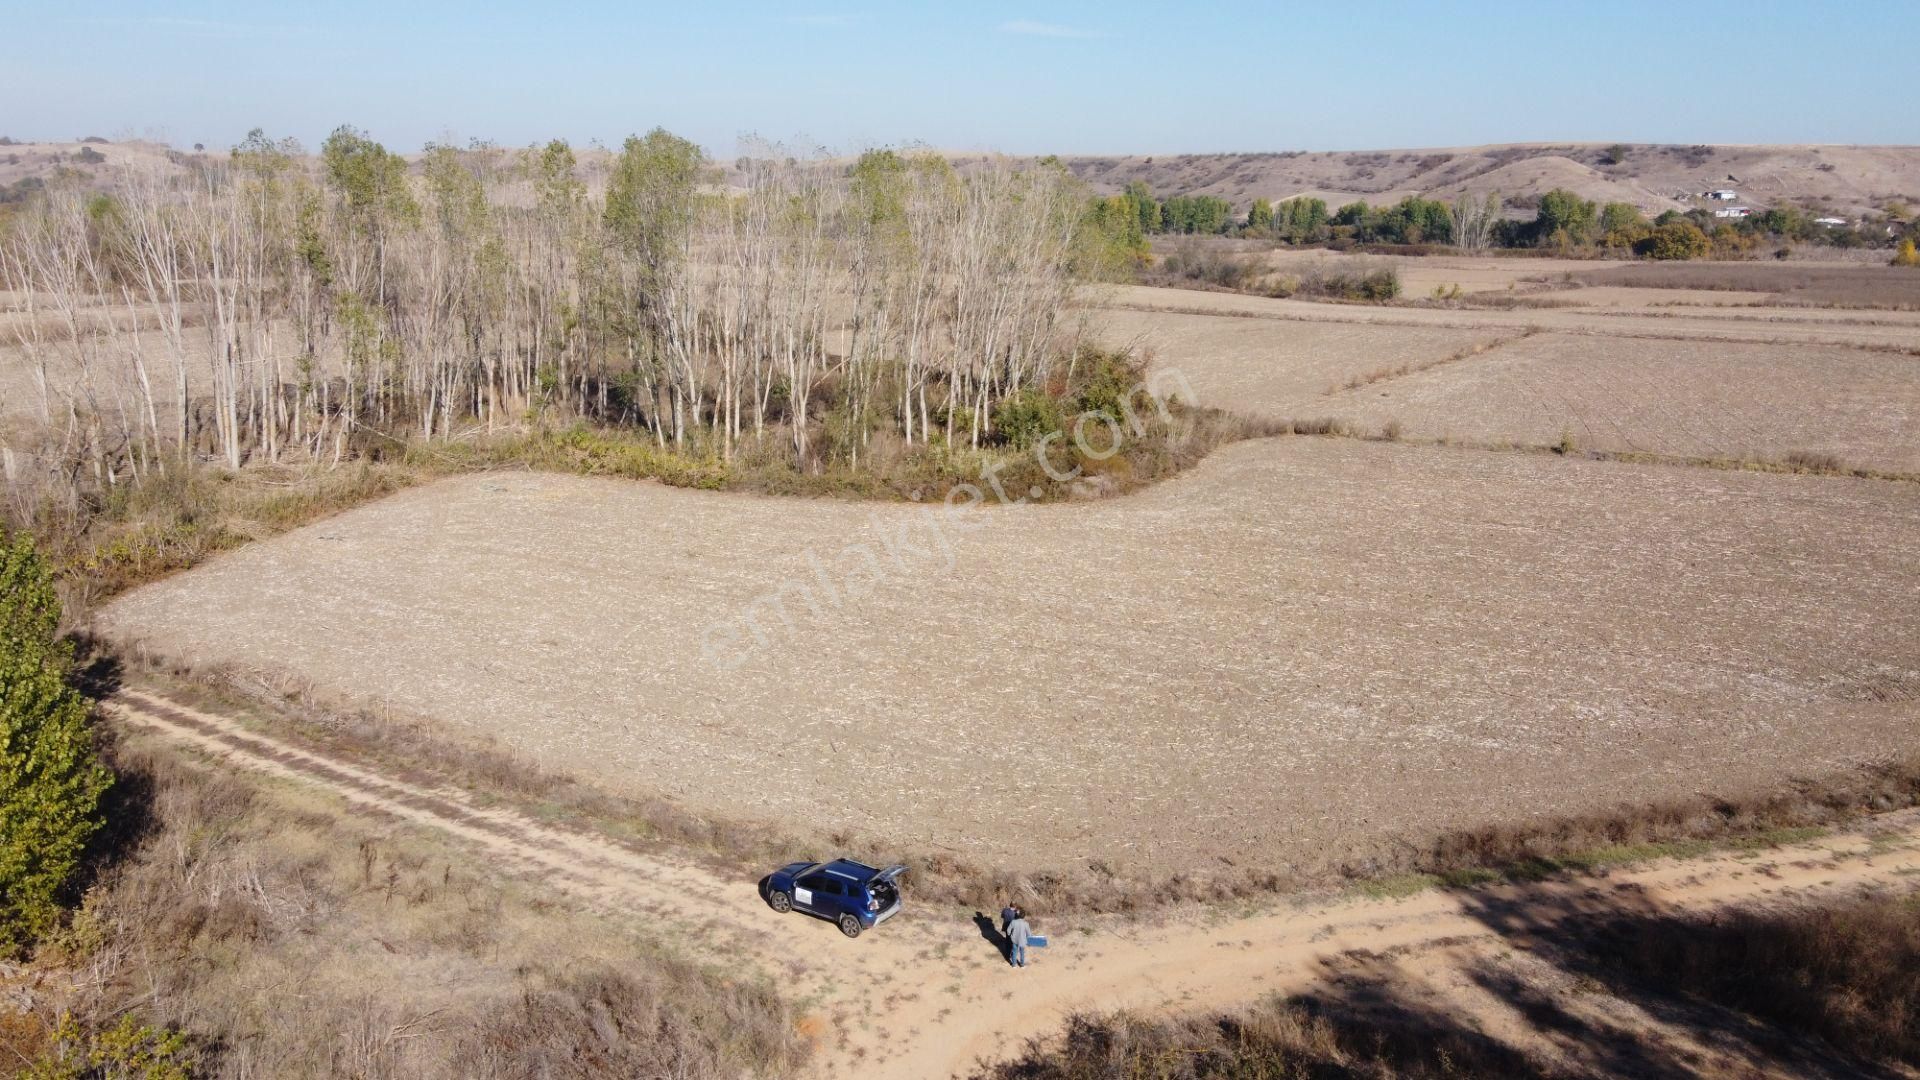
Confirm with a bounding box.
[873,864,908,884]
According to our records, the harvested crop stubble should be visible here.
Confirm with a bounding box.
[98,438,1920,879]
[1088,283,1920,351]
[1315,331,1920,472]
[1096,306,1501,415]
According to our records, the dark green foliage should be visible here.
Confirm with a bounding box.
[319,125,417,229]
[24,1014,193,1080]
[1123,180,1160,234]
[1599,201,1645,235]
[1071,347,1143,420]
[1158,194,1234,234]
[0,534,111,956]
[1758,206,1811,239]
[1531,188,1598,246]
[0,176,45,205]
[604,128,704,269]
[1245,197,1273,231]
[1275,196,1329,242]
[1327,197,1452,244]
[991,388,1064,450]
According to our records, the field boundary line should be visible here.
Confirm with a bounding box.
[1323,327,1541,396]
[1089,298,1920,356]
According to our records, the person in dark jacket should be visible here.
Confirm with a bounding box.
[1000,903,1020,935]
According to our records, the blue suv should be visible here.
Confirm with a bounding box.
[766,859,906,938]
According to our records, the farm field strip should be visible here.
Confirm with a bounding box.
[1314,332,1920,472]
[1088,284,1920,352]
[99,438,1920,878]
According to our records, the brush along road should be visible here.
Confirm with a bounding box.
[108,686,1920,1079]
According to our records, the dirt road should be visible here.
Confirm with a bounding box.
[109,686,1920,1078]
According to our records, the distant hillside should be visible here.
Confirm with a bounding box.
[6,138,1917,220]
[0,139,200,192]
[1047,143,1920,217]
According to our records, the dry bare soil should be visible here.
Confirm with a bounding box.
[1326,332,1920,471]
[100,437,1920,877]
[1052,142,1920,216]
[1096,269,1920,472]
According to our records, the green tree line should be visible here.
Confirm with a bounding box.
[1091,180,1914,259]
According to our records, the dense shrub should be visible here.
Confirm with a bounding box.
[991,388,1065,450]
[1071,347,1143,420]
[1273,259,1400,302]
[1329,197,1452,245]
[0,534,112,956]
[1159,194,1234,234]
[1152,241,1259,290]
[1637,221,1711,260]
[23,1014,192,1080]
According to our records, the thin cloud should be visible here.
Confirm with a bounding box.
[998,19,1101,39]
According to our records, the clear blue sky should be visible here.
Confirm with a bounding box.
[4,1,1911,156]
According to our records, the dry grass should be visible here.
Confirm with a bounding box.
[975,1004,1539,1079]
[2,723,807,1078]
[1397,756,1920,885]
[977,884,1920,1079]
[1599,892,1920,1065]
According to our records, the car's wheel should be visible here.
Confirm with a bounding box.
[769,890,792,914]
[838,914,863,938]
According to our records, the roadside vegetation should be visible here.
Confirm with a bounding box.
[4,722,805,1078]
[980,888,1920,1079]
[0,534,112,956]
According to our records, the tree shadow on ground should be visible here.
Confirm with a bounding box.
[1445,875,1914,1079]
[980,871,1918,1078]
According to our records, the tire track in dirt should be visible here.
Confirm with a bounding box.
[104,689,840,963]
[107,687,1920,1079]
